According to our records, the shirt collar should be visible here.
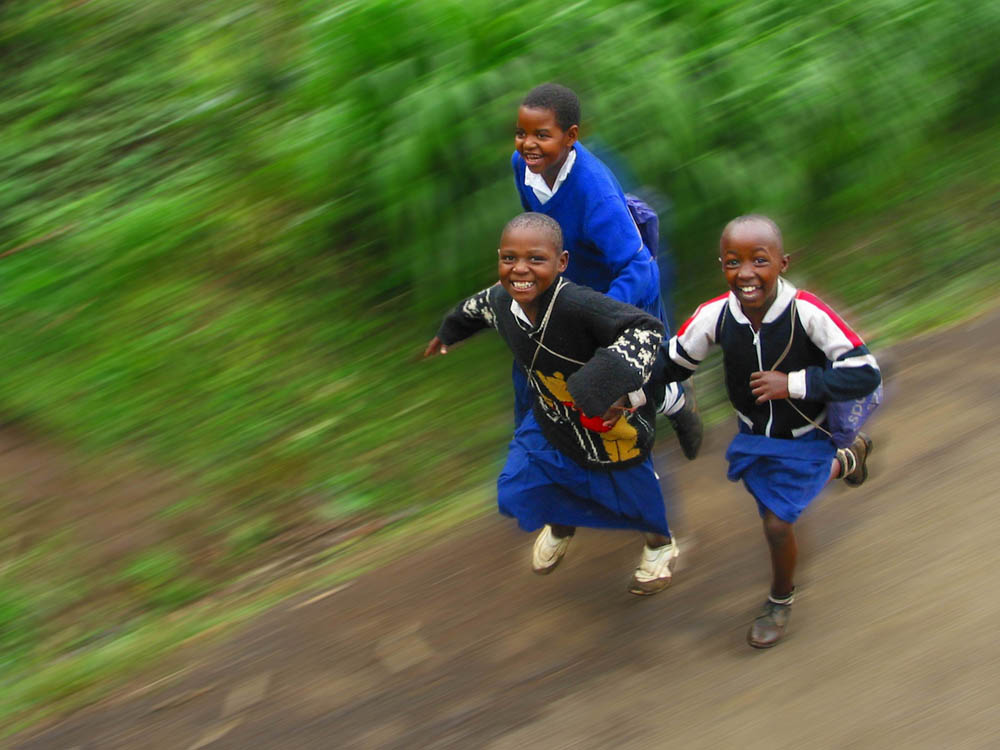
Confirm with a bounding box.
[508,279,563,329]
[510,298,532,327]
[524,147,576,203]
[727,277,798,326]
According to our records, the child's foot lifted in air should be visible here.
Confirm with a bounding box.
[836,433,872,488]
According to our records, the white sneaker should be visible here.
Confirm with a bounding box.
[628,539,680,595]
[532,525,571,575]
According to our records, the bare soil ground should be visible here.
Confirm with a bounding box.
[12,307,1000,750]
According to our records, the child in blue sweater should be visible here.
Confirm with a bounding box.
[656,215,880,647]
[511,83,701,458]
[512,85,660,317]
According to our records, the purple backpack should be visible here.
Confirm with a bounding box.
[625,193,660,258]
[825,375,882,448]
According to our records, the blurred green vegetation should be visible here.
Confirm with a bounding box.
[1,0,999,730]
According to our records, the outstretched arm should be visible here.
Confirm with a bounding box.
[645,295,728,409]
[422,336,449,358]
[423,287,496,358]
[564,291,665,418]
[658,294,728,379]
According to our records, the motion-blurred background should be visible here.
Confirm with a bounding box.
[1,0,998,733]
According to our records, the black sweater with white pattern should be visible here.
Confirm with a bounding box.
[437,279,664,469]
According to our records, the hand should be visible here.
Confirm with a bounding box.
[749,370,789,403]
[601,395,630,429]
[422,336,448,358]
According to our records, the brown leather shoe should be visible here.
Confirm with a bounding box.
[747,600,792,649]
[837,432,873,488]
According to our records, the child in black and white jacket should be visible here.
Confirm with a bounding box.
[654,214,881,648]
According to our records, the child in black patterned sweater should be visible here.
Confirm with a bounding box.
[425,212,680,594]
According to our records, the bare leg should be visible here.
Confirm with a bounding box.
[747,511,797,647]
[762,510,796,599]
[828,456,840,482]
[644,532,671,548]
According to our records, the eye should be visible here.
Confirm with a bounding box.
[530,255,548,263]
[723,258,739,268]
[753,257,770,266]
[500,254,515,262]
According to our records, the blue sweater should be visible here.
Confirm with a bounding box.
[512,143,660,314]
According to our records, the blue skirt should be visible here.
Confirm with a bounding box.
[725,424,837,523]
[497,413,670,536]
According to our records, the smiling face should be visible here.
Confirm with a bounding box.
[720,218,789,326]
[498,224,568,323]
[514,105,578,189]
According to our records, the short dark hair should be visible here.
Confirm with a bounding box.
[722,214,784,251]
[503,212,564,251]
[521,83,580,131]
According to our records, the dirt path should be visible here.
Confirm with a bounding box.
[14,308,1000,750]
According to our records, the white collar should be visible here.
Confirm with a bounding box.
[524,147,576,204]
[727,277,797,326]
[509,278,567,328]
[510,297,532,326]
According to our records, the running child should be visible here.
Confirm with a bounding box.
[424,212,680,594]
[654,215,881,647]
[423,82,701,457]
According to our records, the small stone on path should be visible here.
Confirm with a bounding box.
[374,622,434,673]
[186,719,243,750]
[221,672,271,717]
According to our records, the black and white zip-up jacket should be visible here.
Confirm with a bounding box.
[437,279,664,469]
[658,278,881,439]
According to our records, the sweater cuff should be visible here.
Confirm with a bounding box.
[787,369,807,400]
[435,322,460,346]
[627,389,647,409]
[567,348,643,417]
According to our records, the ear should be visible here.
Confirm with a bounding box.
[780,254,790,273]
[557,250,569,273]
[564,124,579,147]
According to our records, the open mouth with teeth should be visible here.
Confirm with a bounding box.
[511,280,535,291]
[737,284,761,298]
[522,153,544,168]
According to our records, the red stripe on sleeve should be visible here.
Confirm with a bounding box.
[676,293,728,337]
[796,291,863,347]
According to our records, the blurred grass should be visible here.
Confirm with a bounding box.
[0,0,999,734]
